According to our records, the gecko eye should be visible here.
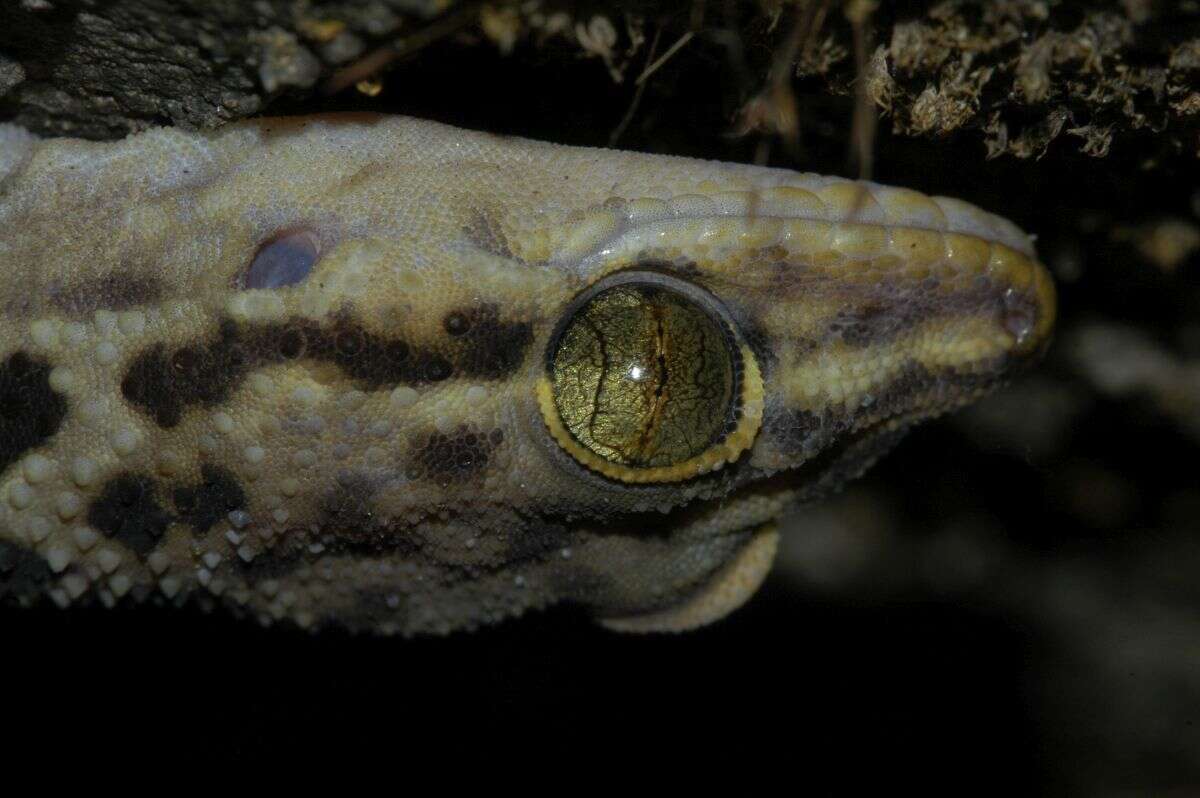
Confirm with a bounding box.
[537,271,764,483]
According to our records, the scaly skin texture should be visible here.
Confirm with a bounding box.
[0,114,1055,634]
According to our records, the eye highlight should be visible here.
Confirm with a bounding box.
[537,271,763,483]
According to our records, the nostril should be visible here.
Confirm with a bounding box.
[1001,287,1037,347]
[245,229,321,289]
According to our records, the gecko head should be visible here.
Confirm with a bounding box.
[526,184,1055,632]
[0,115,1054,636]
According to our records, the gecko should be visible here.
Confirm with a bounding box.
[0,114,1055,635]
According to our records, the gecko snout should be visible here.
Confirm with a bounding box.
[973,245,1058,373]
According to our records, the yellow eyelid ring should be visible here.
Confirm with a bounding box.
[537,270,765,484]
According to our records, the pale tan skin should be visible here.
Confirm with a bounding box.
[0,114,1054,634]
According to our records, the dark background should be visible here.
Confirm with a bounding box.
[3,2,1199,792]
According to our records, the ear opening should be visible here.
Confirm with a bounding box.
[243,228,321,290]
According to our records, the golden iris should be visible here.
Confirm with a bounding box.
[548,282,737,469]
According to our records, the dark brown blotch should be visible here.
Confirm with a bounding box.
[233,528,315,583]
[173,464,246,535]
[409,425,503,485]
[0,540,55,602]
[335,327,365,357]
[276,327,307,359]
[0,351,68,475]
[121,310,532,428]
[443,311,469,336]
[121,321,246,428]
[88,474,172,556]
[423,356,452,382]
[443,304,532,379]
[318,320,451,388]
